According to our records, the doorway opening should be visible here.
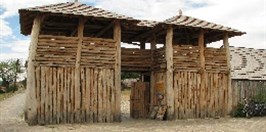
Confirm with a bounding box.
[120,71,151,120]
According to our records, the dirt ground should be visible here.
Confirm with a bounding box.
[1,90,266,132]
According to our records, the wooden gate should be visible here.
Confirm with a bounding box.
[130,82,150,118]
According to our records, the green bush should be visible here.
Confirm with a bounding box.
[232,103,245,117]
[252,86,266,103]
[6,85,18,93]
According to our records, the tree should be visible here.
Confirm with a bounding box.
[0,59,23,89]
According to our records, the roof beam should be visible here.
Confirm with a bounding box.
[95,21,114,37]
[130,25,163,41]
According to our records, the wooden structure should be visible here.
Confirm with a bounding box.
[230,47,266,110]
[19,2,245,125]
[130,82,150,118]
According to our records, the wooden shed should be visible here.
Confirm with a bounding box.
[230,47,266,110]
[19,2,245,125]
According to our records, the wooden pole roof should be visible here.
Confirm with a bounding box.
[19,2,245,44]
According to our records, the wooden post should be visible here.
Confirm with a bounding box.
[140,41,145,82]
[114,20,121,122]
[150,34,156,110]
[165,25,174,120]
[25,15,44,125]
[223,32,232,114]
[198,30,205,118]
[140,41,145,49]
[74,17,85,122]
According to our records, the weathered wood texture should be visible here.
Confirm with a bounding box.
[25,15,44,125]
[30,34,119,124]
[173,45,200,71]
[231,80,266,111]
[152,72,166,107]
[121,48,152,71]
[114,21,121,122]
[173,71,229,119]
[35,35,116,68]
[165,26,174,119]
[130,82,150,118]
[153,48,166,70]
[205,48,227,72]
[81,37,116,68]
[33,67,117,124]
[172,43,229,119]
[173,45,227,72]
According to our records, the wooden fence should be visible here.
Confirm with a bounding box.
[173,71,228,119]
[231,80,266,110]
[33,35,119,124]
[173,45,229,119]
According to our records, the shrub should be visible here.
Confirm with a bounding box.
[232,103,245,117]
[6,85,18,93]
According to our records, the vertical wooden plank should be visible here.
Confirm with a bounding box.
[81,68,86,122]
[40,67,45,124]
[165,25,174,120]
[52,67,57,124]
[106,69,111,122]
[70,68,76,123]
[74,17,85,122]
[89,68,94,122]
[150,34,156,112]
[223,32,232,114]
[110,70,115,121]
[198,30,205,118]
[56,68,60,124]
[65,68,70,123]
[93,69,98,122]
[98,69,103,122]
[85,68,91,122]
[113,20,121,122]
[35,66,41,124]
[25,15,44,125]
[102,69,107,122]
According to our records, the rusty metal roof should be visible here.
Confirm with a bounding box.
[164,15,245,35]
[19,2,134,20]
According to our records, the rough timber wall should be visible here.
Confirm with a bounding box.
[32,35,118,124]
[231,80,266,111]
[121,48,152,71]
[173,45,229,119]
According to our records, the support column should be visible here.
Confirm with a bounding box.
[25,15,44,125]
[198,30,206,118]
[114,20,121,122]
[165,25,174,119]
[74,17,85,122]
[223,32,232,114]
[150,34,156,110]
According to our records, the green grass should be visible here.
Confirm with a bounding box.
[0,87,24,101]
[0,92,16,101]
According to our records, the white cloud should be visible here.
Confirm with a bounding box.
[94,0,266,49]
[0,19,12,38]
[0,39,30,61]
[0,0,72,19]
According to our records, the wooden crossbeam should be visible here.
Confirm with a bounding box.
[95,22,114,37]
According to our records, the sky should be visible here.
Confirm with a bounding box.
[0,0,265,61]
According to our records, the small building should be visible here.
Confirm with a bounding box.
[19,2,245,125]
[230,47,266,109]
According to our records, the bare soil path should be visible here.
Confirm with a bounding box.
[0,91,266,132]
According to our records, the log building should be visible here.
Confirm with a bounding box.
[19,2,245,125]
